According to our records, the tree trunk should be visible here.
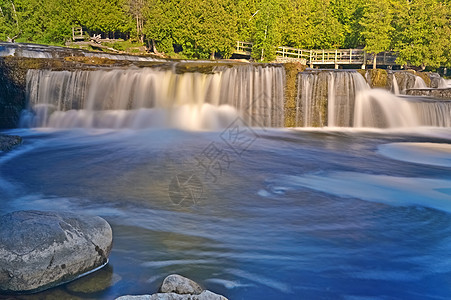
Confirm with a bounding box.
[11,2,19,29]
[151,39,158,54]
[373,53,377,69]
[210,51,215,60]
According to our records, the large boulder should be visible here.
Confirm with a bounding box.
[0,210,112,293]
[115,274,228,300]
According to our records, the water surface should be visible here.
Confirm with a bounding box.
[1,127,451,299]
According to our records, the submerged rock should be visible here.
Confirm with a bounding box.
[66,264,121,294]
[0,210,112,293]
[115,274,227,300]
[0,134,22,151]
[160,274,203,295]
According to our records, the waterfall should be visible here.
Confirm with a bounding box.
[438,78,448,88]
[297,70,451,129]
[413,76,428,89]
[21,65,285,130]
[297,70,369,127]
[391,74,400,95]
[392,72,426,94]
[354,89,451,128]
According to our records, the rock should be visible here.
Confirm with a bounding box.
[0,210,113,293]
[0,134,22,151]
[116,290,227,300]
[159,274,203,295]
[115,274,228,300]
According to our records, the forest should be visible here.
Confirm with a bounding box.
[1,0,451,68]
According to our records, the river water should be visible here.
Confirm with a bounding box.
[1,59,451,299]
[1,125,451,299]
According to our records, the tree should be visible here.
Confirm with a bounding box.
[127,0,145,42]
[251,0,283,61]
[393,0,451,69]
[142,0,178,54]
[194,0,238,59]
[0,0,19,41]
[330,0,364,48]
[279,0,312,48]
[79,0,130,36]
[360,0,393,69]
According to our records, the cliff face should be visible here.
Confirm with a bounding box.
[0,57,28,128]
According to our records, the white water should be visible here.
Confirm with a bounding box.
[297,70,451,128]
[438,78,448,88]
[413,76,428,89]
[378,142,451,167]
[22,65,286,130]
[354,89,451,128]
[297,71,369,127]
[392,74,400,95]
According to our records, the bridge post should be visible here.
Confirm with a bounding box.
[334,49,338,69]
[362,51,367,69]
[309,50,313,68]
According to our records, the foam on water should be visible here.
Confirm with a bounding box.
[378,142,451,167]
[266,172,451,213]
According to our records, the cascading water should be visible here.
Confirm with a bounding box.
[391,74,400,95]
[297,70,451,128]
[354,89,451,127]
[296,70,369,127]
[21,65,285,130]
[413,76,428,89]
[392,71,426,93]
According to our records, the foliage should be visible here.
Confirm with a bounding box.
[360,0,393,68]
[251,0,283,61]
[392,0,451,68]
[0,0,451,66]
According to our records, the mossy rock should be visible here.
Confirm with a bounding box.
[368,69,388,88]
[283,62,306,127]
[64,56,118,66]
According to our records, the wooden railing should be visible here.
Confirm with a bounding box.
[235,41,398,67]
[276,46,310,60]
[235,41,253,55]
[72,27,84,41]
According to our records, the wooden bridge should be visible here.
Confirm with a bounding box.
[235,41,397,69]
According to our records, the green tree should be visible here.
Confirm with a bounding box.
[305,0,344,49]
[251,0,283,61]
[142,0,178,54]
[360,0,393,68]
[0,0,19,41]
[279,0,312,48]
[330,0,364,48]
[194,0,238,59]
[393,0,450,69]
[80,0,130,36]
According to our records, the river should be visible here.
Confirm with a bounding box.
[0,57,451,299]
